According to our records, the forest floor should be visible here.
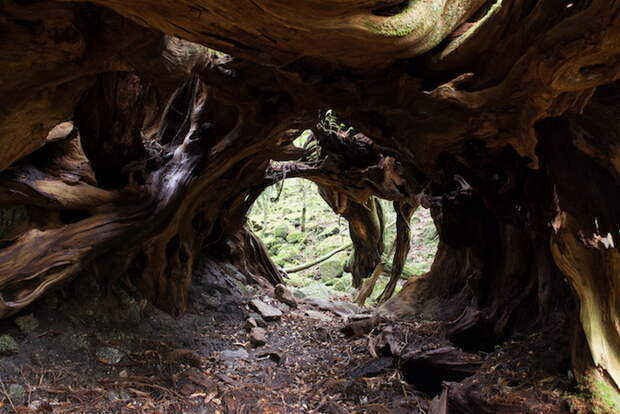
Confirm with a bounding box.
[0,262,592,414]
[0,266,426,414]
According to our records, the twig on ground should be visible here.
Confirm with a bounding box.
[0,376,17,413]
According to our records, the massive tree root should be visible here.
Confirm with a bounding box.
[2,0,620,409]
[0,4,299,317]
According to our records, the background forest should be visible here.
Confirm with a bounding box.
[248,178,438,305]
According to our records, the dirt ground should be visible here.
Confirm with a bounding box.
[0,261,423,414]
[0,261,588,414]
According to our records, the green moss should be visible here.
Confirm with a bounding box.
[591,377,620,413]
[274,245,300,264]
[286,231,305,244]
[0,334,19,356]
[365,0,440,38]
[316,235,344,255]
[319,260,343,280]
[287,273,313,288]
[410,261,431,275]
[569,371,620,414]
[331,274,353,292]
[274,223,290,239]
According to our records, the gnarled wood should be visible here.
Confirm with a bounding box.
[2,0,620,405]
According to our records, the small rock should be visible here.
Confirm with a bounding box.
[15,313,39,334]
[249,299,282,321]
[249,327,267,347]
[28,400,52,412]
[105,389,131,401]
[273,223,290,239]
[257,351,282,364]
[275,284,298,308]
[219,348,249,360]
[276,303,290,313]
[248,313,267,327]
[8,384,25,404]
[304,298,361,318]
[304,310,332,322]
[245,318,258,331]
[96,347,125,365]
[119,370,128,378]
[0,335,19,356]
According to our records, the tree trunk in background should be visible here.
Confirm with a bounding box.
[300,182,307,233]
[318,187,385,288]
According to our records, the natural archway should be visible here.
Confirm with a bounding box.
[1,0,620,411]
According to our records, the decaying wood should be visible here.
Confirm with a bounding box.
[376,201,417,303]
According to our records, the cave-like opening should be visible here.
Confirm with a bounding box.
[248,176,439,306]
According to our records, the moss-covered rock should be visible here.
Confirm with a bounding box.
[332,251,350,264]
[263,236,281,255]
[274,245,301,264]
[331,274,353,292]
[294,284,335,300]
[316,235,344,255]
[287,273,313,288]
[286,231,305,244]
[320,225,340,238]
[0,335,19,356]
[262,236,278,248]
[319,260,343,280]
[274,223,290,239]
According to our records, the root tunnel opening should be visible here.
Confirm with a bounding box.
[248,176,439,307]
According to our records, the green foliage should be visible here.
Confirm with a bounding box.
[321,109,352,133]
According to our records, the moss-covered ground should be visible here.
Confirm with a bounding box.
[249,178,438,306]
